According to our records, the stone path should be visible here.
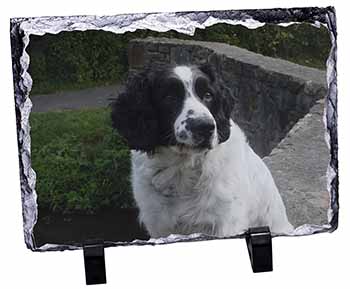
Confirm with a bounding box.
[264,100,330,228]
[30,83,123,112]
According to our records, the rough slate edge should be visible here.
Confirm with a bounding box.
[9,6,338,252]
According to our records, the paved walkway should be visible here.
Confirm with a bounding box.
[30,83,124,112]
[264,100,330,227]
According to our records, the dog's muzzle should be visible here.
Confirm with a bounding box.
[177,117,216,148]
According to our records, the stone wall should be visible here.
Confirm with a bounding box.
[128,37,327,157]
[264,100,329,227]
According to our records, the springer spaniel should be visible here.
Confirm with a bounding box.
[111,64,293,238]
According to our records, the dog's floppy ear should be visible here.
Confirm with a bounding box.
[199,63,235,116]
[111,71,159,152]
[199,63,216,83]
[220,82,235,119]
[199,63,236,143]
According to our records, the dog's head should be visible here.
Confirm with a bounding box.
[111,64,235,153]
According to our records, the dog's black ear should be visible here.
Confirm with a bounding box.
[111,71,159,152]
[215,82,236,143]
[199,63,236,143]
[221,82,235,119]
[199,63,235,117]
[198,63,216,82]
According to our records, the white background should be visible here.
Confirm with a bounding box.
[1,0,349,288]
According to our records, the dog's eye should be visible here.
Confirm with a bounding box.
[195,77,213,102]
[203,92,212,102]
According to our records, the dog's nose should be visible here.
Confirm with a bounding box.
[187,118,215,137]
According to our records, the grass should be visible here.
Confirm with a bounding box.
[30,107,134,213]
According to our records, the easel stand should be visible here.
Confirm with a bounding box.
[245,226,273,273]
[83,240,107,285]
[82,227,273,284]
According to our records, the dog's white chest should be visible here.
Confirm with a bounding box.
[151,155,202,197]
[132,149,237,236]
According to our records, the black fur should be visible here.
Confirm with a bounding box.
[111,64,235,152]
[111,70,159,152]
[197,64,235,144]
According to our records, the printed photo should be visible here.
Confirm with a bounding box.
[15,11,334,249]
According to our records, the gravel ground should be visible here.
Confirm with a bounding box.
[30,83,124,112]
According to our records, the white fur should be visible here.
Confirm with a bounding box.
[173,66,193,84]
[131,121,294,238]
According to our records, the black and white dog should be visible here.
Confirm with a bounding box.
[111,64,293,238]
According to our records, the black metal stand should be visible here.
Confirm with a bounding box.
[83,240,107,285]
[246,226,273,273]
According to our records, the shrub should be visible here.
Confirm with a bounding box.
[27,23,331,95]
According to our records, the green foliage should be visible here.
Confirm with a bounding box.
[30,108,134,213]
[28,31,128,94]
[27,23,331,95]
[188,23,330,69]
